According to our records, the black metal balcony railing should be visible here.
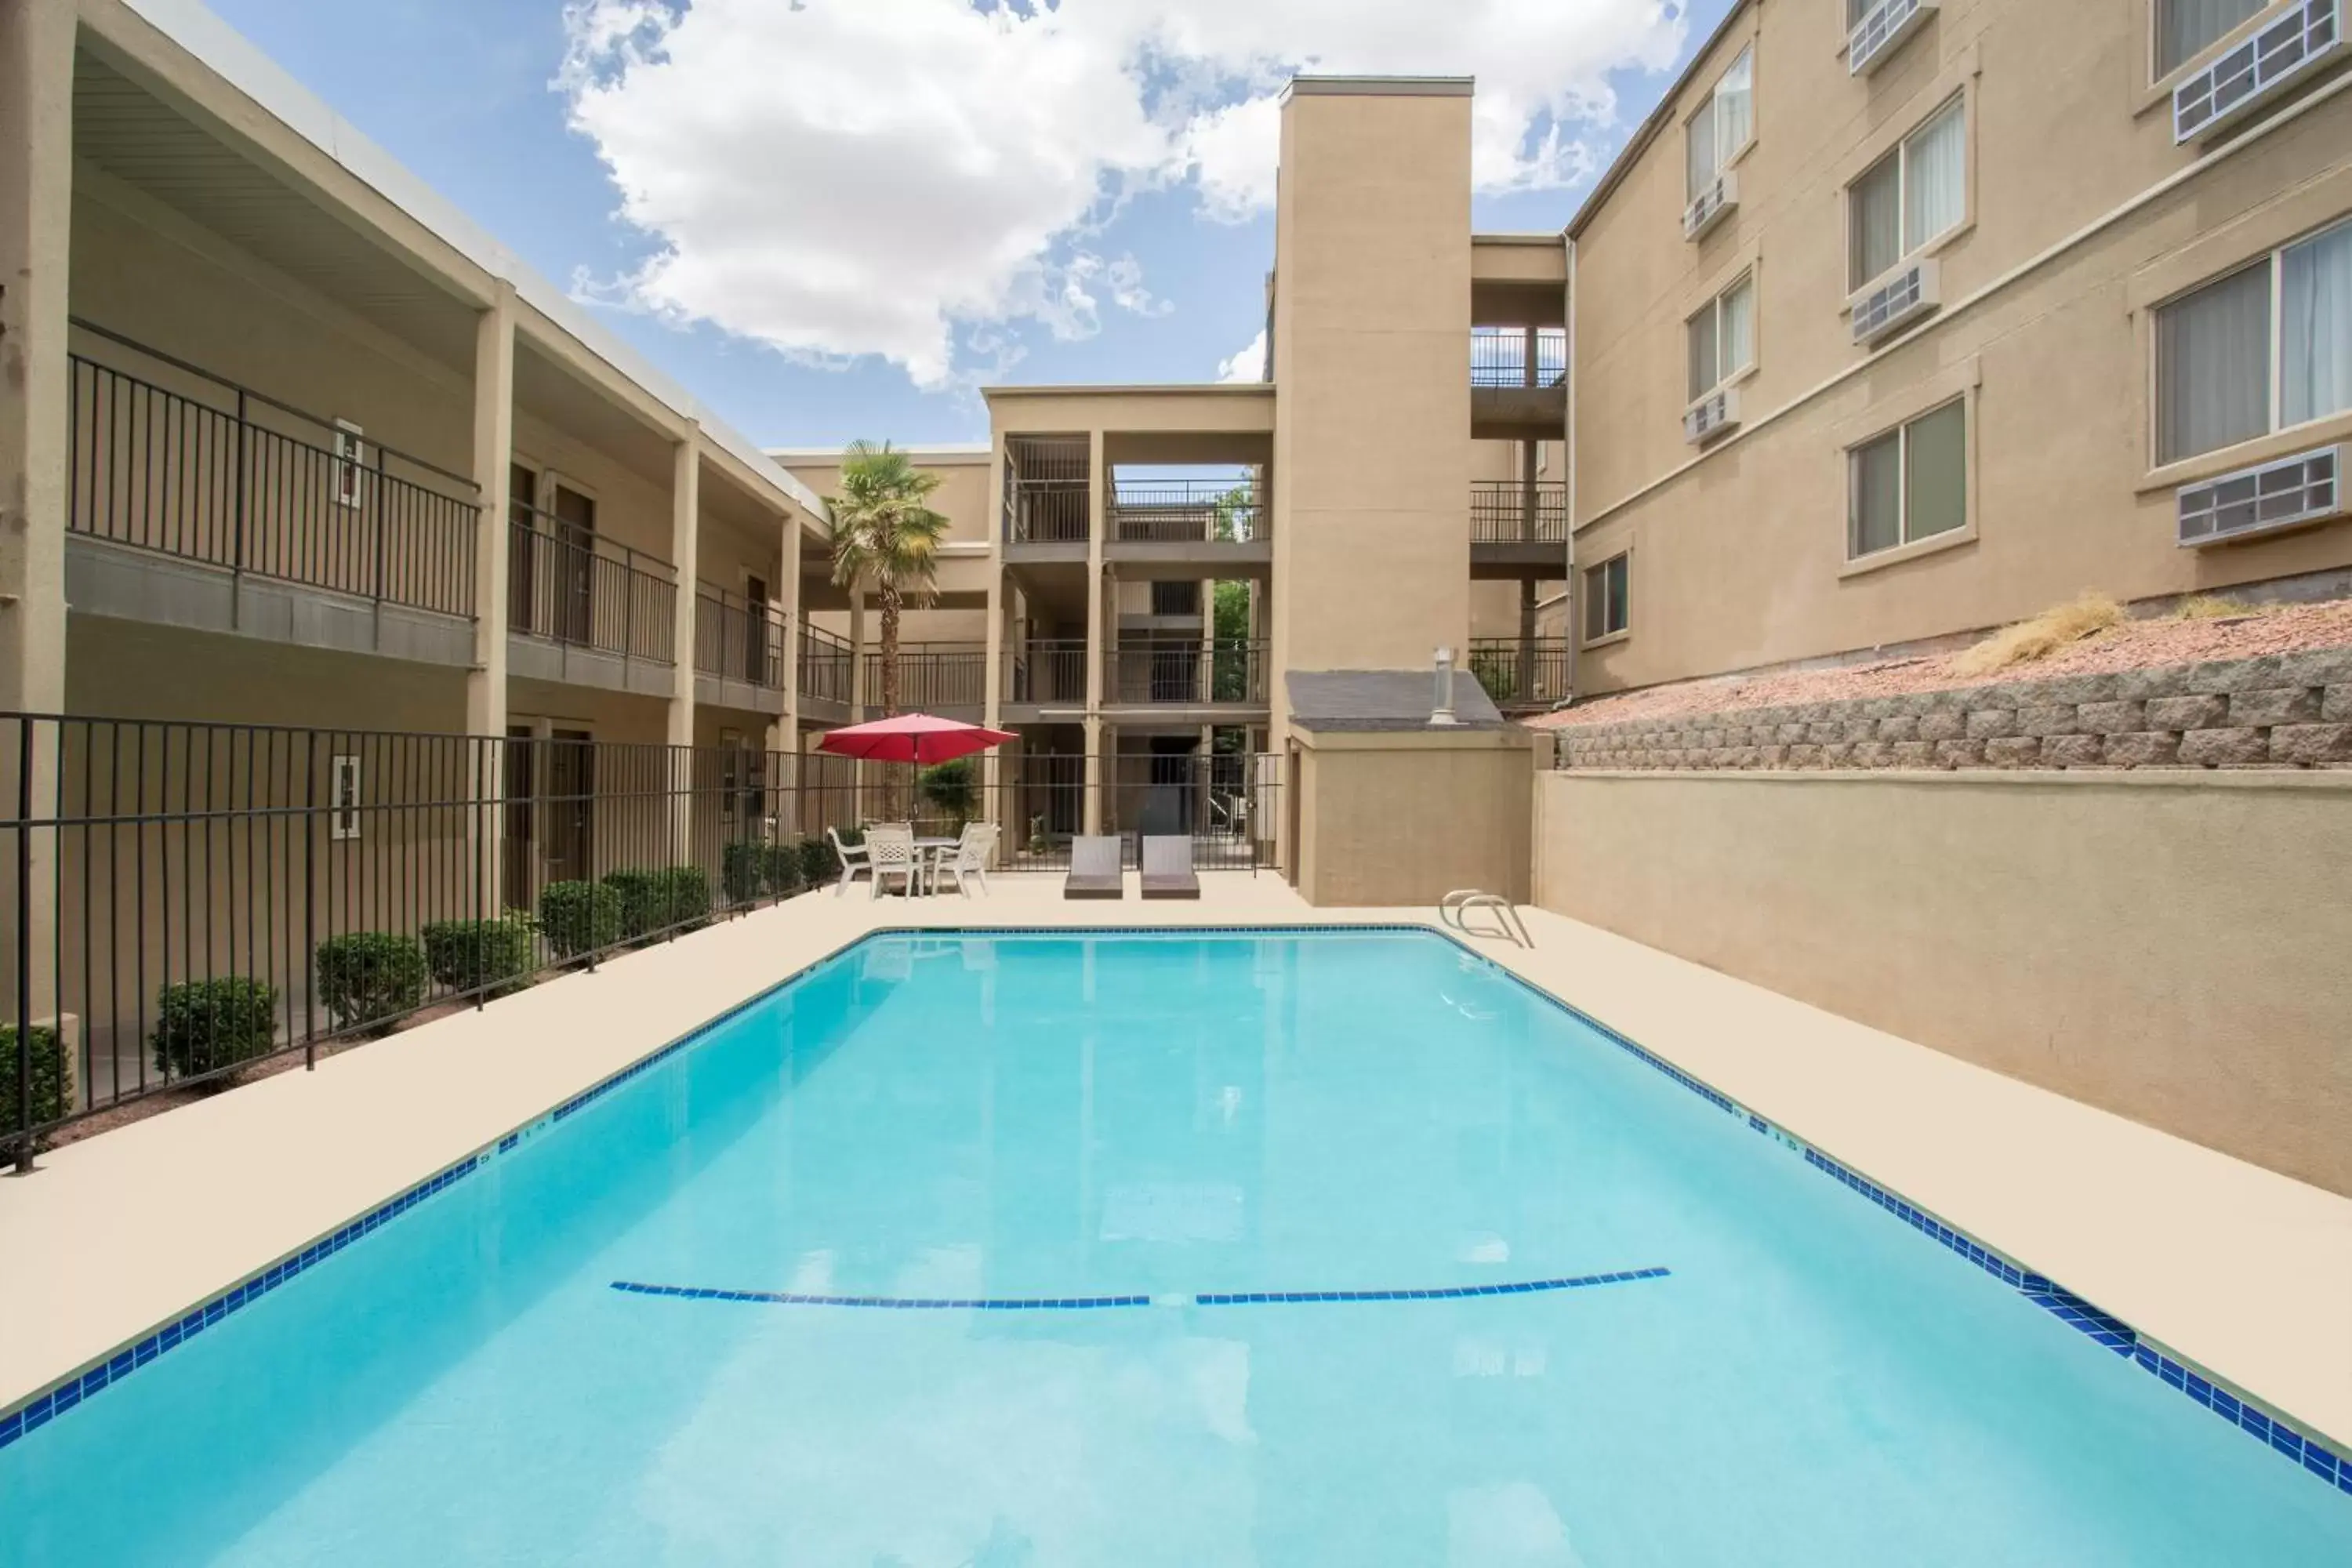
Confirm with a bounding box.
[506,506,676,664]
[1005,480,1091,544]
[693,583,784,688]
[1111,641,1269,706]
[861,644,988,712]
[799,623,855,705]
[1469,637,1573,710]
[1470,480,1571,543]
[1109,481,1265,543]
[65,322,480,619]
[1470,327,1569,390]
[1007,640,1090,705]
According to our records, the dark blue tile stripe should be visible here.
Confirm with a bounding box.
[610,1281,1152,1311]
[1194,1268,1671,1306]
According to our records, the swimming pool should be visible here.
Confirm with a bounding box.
[2,929,2346,1564]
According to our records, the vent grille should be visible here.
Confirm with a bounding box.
[1683,387,1741,445]
[1849,0,1936,75]
[1851,260,1940,345]
[1682,172,1739,241]
[2173,0,2340,143]
[2176,446,2342,546]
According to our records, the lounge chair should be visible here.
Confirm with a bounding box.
[1063,835,1125,900]
[1140,835,1200,900]
[935,822,998,898]
[866,824,919,898]
[827,826,871,897]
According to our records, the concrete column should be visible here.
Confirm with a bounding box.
[667,428,700,856]
[463,287,516,909]
[982,561,1005,833]
[847,584,867,811]
[769,509,803,839]
[1082,429,1105,833]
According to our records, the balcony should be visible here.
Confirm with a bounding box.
[1471,480,1570,578]
[693,582,786,715]
[1004,435,1091,558]
[1470,328,1568,439]
[1104,478,1274,578]
[1109,641,1269,711]
[62,322,481,666]
[860,643,988,718]
[798,623,855,721]
[1005,639,1091,710]
[1468,637,1572,713]
[505,507,677,697]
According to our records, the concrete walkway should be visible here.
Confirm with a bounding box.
[3,873,2347,1459]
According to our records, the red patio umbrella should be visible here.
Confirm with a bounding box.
[816,712,1016,767]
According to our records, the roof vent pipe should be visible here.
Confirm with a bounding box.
[1432,647,1461,726]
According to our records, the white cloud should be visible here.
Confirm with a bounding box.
[1218,326,1267,383]
[561,0,1686,388]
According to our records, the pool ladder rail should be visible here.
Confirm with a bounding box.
[1439,890,1533,949]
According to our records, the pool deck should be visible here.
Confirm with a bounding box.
[3,873,2348,1461]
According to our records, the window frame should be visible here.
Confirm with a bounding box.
[332,419,367,511]
[2149,0,2271,83]
[329,753,362,841]
[1581,552,1632,645]
[1846,396,1969,561]
[2152,212,2352,466]
[1846,95,1968,296]
[1685,44,1758,202]
[1686,270,1759,406]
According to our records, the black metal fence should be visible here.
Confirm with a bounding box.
[1109,479,1265,543]
[1109,641,1269,705]
[694,582,785,688]
[1004,435,1092,543]
[1469,637,1573,710]
[1007,641,1090,704]
[861,644,987,712]
[800,624,855,704]
[66,322,480,619]
[2,717,1283,1163]
[507,506,677,663]
[1469,480,1570,543]
[1470,327,1570,390]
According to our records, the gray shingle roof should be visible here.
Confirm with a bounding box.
[1285,669,1510,732]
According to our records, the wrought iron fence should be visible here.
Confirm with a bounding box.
[1469,480,1571,543]
[1109,479,1265,543]
[1470,327,1569,390]
[507,505,677,663]
[799,623,856,705]
[860,644,988,712]
[1468,638,1573,710]
[694,582,785,688]
[1109,641,1269,705]
[66,322,480,619]
[1007,640,1091,705]
[1004,435,1092,543]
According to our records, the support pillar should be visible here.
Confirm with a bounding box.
[667,427,701,856]
[1082,430,1106,834]
[769,507,804,837]
[464,285,516,909]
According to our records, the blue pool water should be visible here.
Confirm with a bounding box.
[3,931,2347,1565]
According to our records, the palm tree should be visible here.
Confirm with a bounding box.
[822,441,949,717]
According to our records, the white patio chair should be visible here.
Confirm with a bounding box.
[827,826,872,898]
[865,824,919,899]
[935,822,999,898]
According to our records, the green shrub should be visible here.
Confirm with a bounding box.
[798,836,843,890]
[314,932,428,1036]
[420,916,535,996]
[152,978,279,1080]
[601,868,664,941]
[918,759,976,824]
[539,880,622,960]
[2,1023,71,1142]
[602,865,713,940]
[723,840,802,902]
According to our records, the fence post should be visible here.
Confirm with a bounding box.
[230,389,249,628]
[303,731,318,1071]
[13,717,33,1173]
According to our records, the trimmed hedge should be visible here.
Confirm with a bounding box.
[603,865,713,941]
[152,977,279,1080]
[420,917,535,997]
[314,932,428,1036]
[539,880,622,960]
[2,1023,71,1141]
[723,841,804,903]
[798,835,844,890]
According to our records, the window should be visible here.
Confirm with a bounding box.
[2156,0,2265,76]
[330,755,361,841]
[1688,274,1758,403]
[1848,98,1966,292]
[1151,580,1202,617]
[1849,400,1967,558]
[1583,554,1630,641]
[332,420,366,510]
[2157,217,2352,463]
[1686,46,1755,199]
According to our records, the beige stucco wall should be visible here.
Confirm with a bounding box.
[1570,0,2352,695]
[1294,730,1531,906]
[1532,768,2352,1196]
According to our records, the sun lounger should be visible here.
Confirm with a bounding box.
[1064,835,1125,899]
[1140,835,1200,900]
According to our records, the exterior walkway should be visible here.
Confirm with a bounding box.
[3,873,2347,1459]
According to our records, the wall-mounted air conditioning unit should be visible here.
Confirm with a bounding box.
[1849,0,1936,76]
[2176,445,2342,546]
[1850,258,1940,346]
[1683,387,1742,445]
[1683,172,1739,241]
[2172,0,2340,144]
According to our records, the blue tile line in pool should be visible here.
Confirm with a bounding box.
[3,925,2348,1508]
[607,1269,1674,1312]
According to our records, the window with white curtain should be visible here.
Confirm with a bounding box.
[1686,46,1756,200]
[2155,0,2265,77]
[1848,98,1967,292]
[1687,274,1758,403]
[2158,216,2352,463]
[1848,401,1967,559]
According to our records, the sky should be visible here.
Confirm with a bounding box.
[201,0,1737,449]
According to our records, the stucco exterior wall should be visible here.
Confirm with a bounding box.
[1531,768,2352,1195]
[1570,0,2352,696]
[1294,732,1531,906]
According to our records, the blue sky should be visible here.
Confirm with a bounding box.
[204,0,1737,449]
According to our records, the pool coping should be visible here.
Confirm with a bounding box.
[2,909,2347,1508]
